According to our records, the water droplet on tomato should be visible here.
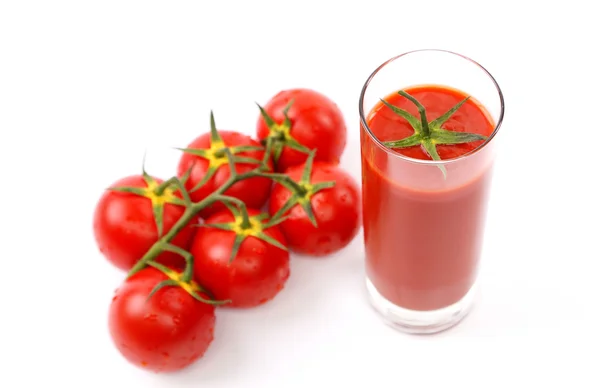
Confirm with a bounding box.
[172,315,182,325]
[277,268,289,280]
[144,313,158,322]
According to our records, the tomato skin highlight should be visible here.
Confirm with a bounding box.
[93,175,194,271]
[190,209,290,308]
[108,267,216,373]
[176,130,273,219]
[269,162,362,256]
[256,88,347,172]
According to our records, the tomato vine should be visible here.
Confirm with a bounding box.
[115,109,334,305]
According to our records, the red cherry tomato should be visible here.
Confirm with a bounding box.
[269,162,361,256]
[256,88,347,172]
[177,130,273,218]
[108,267,216,373]
[93,175,193,271]
[190,208,290,307]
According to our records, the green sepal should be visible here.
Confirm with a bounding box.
[311,181,336,191]
[257,171,304,193]
[379,98,421,130]
[153,176,192,235]
[152,203,165,236]
[200,205,288,262]
[257,103,275,127]
[429,96,470,128]
[398,90,429,137]
[281,99,294,127]
[301,151,316,182]
[233,156,263,165]
[299,198,318,227]
[147,261,230,306]
[383,134,421,149]
[228,234,245,263]
[430,130,487,144]
[266,151,335,228]
[256,100,311,164]
[380,90,489,178]
[263,214,290,229]
[282,136,311,154]
[109,166,190,237]
[230,145,264,153]
[107,186,147,196]
[255,231,287,251]
[272,139,284,163]
[179,164,194,186]
[199,222,234,231]
[254,213,270,222]
[147,279,179,300]
[190,165,217,192]
[175,147,208,158]
[209,110,223,143]
[422,140,447,179]
[176,112,264,193]
[268,197,298,225]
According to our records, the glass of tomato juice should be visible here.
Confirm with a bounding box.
[359,49,504,334]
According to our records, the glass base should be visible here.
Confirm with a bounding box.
[366,278,476,334]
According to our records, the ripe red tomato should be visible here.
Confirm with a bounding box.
[93,175,193,271]
[256,88,347,172]
[177,130,273,218]
[109,266,216,373]
[190,208,290,307]
[269,162,361,256]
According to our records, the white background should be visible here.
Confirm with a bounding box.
[1,1,599,387]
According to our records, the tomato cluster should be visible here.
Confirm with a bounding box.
[92,88,362,373]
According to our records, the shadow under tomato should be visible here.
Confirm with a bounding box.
[154,233,367,383]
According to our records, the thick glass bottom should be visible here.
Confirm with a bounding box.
[366,278,476,334]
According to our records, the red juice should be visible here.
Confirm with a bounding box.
[361,84,496,312]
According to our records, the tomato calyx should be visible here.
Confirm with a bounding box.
[199,197,288,263]
[266,151,335,227]
[256,100,311,163]
[380,90,488,178]
[146,260,230,305]
[108,161,189,236]
[177,111,266,192]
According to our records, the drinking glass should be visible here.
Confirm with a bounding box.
[359,49,504,334]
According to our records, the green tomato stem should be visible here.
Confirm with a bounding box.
[127,169,260,277]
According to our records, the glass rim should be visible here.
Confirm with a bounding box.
[358,48,505,166]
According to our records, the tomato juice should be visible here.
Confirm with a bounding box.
[360,84,497,314]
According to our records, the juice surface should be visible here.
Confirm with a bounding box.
[362,85,495,311]
[367,84,493,160]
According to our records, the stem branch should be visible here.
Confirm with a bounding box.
[128,168,263,277]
